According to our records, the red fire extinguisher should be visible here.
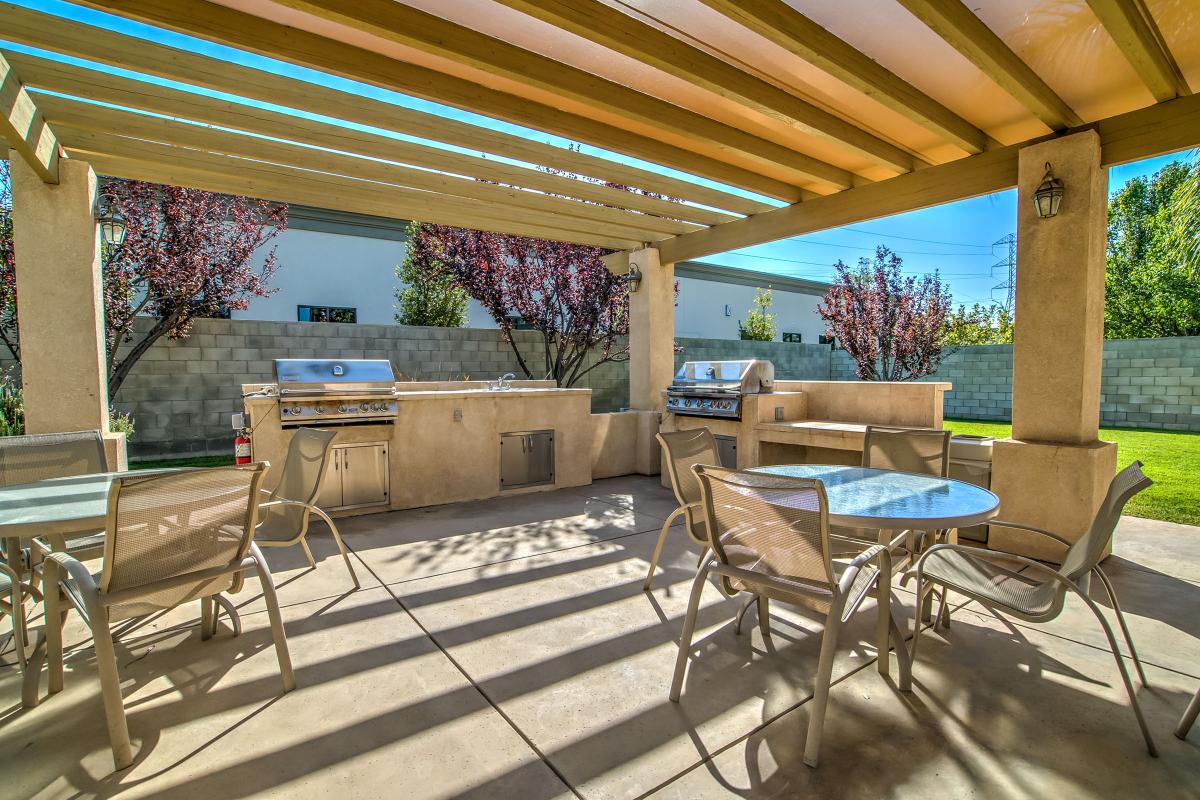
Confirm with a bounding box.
[234,429,252,465]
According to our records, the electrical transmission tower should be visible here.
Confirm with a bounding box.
[991,233,1016,311]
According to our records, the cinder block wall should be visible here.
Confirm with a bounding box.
[833,336,1200,431]
[8,317,1190,458]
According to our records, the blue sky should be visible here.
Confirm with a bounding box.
[9,0,1196,309]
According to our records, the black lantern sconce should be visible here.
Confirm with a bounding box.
[1034,161,1065,219]
[626,264,642,293]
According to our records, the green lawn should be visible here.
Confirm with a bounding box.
[130,455,234,471]
[946,418,1200,527]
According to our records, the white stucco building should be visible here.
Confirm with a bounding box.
[233,205,831,342]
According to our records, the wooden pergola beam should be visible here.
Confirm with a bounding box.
[6,54,736,227]
[63,136,646,251]
[0,5,781,211]
[657,90,1200,264]
[491,0,919,172]
[0,52,58,183]
[256,0,858,188]
[696,0,995,155]
[1086,0,1190,102]
[70,0,843,194]
[896,0,1083,131]
[39,97,696,242]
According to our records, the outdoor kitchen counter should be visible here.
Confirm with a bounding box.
[244,380,594,514]
[391,387,591,400]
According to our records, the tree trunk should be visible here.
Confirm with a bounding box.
[107,310,183,398]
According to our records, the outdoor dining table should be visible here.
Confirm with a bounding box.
[0,468,188,707]
[747,463,1000,676]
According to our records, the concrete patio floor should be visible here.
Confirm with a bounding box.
[1,475,1198,799]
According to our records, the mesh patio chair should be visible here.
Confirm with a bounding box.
[643,428,721,591]
[862,425,953,620]
[907,460,1157,756]
[38,463,295,770]
[0,429,110,560]
[0,431,109,677]
[862,425,952,477]
[670,465,911,768]
[254,429,359,589]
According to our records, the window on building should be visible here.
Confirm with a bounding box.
[818,334,836,346]
[298,305,357,323]
[505,314,534,330]
[782,332,802,343]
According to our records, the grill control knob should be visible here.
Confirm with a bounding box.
[315,406,326,414]
[360,402,370,412]
[337,404,347,413]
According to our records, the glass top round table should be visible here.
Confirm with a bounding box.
[748,464,1000,530]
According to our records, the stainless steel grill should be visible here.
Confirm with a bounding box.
[273,358,399,427]
[665,359,774,419]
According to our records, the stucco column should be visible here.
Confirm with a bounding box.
[989,131,1115,560]
[627,246,674,411]
[10,153,126,468]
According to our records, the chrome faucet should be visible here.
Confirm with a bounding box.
[489,372,516,391]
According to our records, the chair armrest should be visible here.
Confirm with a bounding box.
[840,544,888,594]
[259,499,313,511]
[43,551,100,590]
[909,542,1070,591]
[987,520,1073,548]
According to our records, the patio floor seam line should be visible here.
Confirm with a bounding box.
[641,638,898,799]
[375,525,659,589]
[353,546,586,800]
[948,604,1200,681]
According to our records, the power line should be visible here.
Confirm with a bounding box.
[771,239,995,257]
[724,249,992,277]
[840,226,993,249]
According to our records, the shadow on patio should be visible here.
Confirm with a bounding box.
[1,476,1197,799]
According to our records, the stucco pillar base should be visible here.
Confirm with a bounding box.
[633,410,661,476]
[989,438,1116,562]
[104,432,128,472]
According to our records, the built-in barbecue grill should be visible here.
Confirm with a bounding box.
[666,359,774,419]
[271,358,399,427]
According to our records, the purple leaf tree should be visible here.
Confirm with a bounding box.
[817,246,952,381]
[409,224,630,387]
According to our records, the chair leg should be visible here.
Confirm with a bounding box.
[1093,567,1148,686]
[734,595,755,635]
[803,603,845,769]
[212,593,243,637]
[200,596,215,641]
[937,587,952,629]
[669,556,713,702]
[909,574,926,670]
[311,507,360,590]
[89,602,134,770]
[1076,588,1157,757]
[643,511,677,592]
[756,595,771,642]
[44,560,65,697]
[889,602,913,693]
[1176,686,1200,740]
[299,538,317,569]
[250,546,296,693]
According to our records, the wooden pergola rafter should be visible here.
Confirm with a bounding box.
[0,0,1195,257]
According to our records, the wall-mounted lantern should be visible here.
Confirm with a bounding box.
[1034,161,1065,219]
[626,264,642,293]
[96,200,127,246]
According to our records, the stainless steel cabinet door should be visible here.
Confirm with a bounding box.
[339,443,390,508]
[500,430,555,489]
[317,448,343,509]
